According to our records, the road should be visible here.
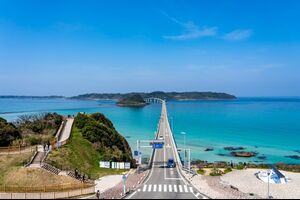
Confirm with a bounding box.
[129,101,202,199]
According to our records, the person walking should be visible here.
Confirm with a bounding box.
[96,190,100,199]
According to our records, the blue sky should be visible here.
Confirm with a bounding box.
[0,0,300,96]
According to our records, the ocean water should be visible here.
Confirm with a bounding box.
[1,97,300,164]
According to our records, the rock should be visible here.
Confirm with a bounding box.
[285,155,300,160]
[217,153,227,157]
[294,150,300,154]
[230,151,257,158]
[257,155,267,160]
[204,148,214,152]
[224,147,245,151]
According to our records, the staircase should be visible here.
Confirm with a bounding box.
[41,163,61,175]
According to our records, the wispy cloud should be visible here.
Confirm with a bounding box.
[164,26,217,41]
[223,29,253,41]
[162,12,217,41]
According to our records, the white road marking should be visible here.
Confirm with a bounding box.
[174,185,177,193]
[169,185,172,192]
[190,187,193,193]
[184,185,188,193]
[158,184,162,192]
[179,185,183,193]
[138,189,141,192]
[153,184,157,192]
[143,185,147,192]
[164,184,167,192]
[148,184,152,192]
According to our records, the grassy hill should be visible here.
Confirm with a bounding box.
[46,113,133,179]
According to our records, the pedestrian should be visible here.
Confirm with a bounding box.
[96,190,100,199]
[75,169,78,178]
[82,174,85,182]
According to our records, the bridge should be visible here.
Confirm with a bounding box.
[129,99,203,199]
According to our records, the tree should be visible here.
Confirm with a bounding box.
[0,117,21,146]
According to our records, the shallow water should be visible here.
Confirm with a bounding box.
[1,97,300,164]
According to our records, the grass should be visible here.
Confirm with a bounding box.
[0,152,32,185]
[46,127,127,179]
[0,153,86,192]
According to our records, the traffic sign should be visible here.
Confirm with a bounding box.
[134,150,139,156]
[152,143,164,149]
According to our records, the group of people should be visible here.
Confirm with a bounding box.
[74,169,87,182]
[43,142,51,152]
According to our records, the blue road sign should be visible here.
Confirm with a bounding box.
[152,143,164,149]
[134,150,139,156]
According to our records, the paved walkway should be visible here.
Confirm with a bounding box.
[58,118,74,143]
[94,175,123,193]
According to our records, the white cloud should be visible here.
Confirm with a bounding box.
[223,29,253,41]
[162,13,217,41]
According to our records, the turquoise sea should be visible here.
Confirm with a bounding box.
[1,97,300,164]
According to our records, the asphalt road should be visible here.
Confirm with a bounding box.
[128,101,202,199]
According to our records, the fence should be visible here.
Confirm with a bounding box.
[99,161,131,169]
[0,186,95,199]
[0,183,94,193]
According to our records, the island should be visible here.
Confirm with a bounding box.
[116,94,148,107]
[70,91,237,101]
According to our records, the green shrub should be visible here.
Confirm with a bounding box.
[224,167,232,174]
[197,169,205,175]
[209,168,222,176]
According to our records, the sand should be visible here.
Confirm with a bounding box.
[221,169,300,199]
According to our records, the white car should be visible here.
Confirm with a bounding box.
[158,135,164,140]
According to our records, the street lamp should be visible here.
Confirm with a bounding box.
[181,132,186,168]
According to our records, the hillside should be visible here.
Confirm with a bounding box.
[46,113,133,179]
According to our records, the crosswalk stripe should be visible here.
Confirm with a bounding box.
[143,185,147,192]
[158,184,162,192]
[169,185,172,192]
[174,185,177,193]
[139,184,194,193]
[179,185,183,193]
[148,185,152,192]
[164,184,167,192]
[184,185,188,193]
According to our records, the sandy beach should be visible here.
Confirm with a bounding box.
[188,168,300,199]
[221,169,300,199]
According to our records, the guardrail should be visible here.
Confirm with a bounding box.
[0,146,35,154]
